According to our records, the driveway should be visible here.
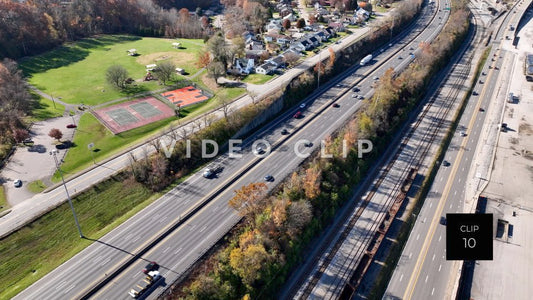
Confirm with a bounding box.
[0,116,78,206]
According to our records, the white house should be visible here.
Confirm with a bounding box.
[256,62,277,75]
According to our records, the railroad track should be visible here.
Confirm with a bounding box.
[293,5,483,300]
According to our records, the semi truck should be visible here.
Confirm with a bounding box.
[128,271,161,298]
[360,54,373,66]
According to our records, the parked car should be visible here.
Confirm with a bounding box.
[264,175,274,182]
[66,124,77,129]
[13,179,22,188]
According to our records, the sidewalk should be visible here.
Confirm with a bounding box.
[0,21,377,238]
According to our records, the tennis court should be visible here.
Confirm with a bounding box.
[93,97,175,134]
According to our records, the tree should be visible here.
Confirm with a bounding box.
[283,52,300,66]
[207,60,225,84]
[207,32,231,71]
[229,243,272,286]
[296,18,306,29]
[48,128,63,141]
[282,19,291,30]
[13,128,29,143]
[303,165,321,199]
[228,182,268,222]
[197,50,211,68]
[287,200,312,238]
[106,65,129,89]
[154,60,175,85]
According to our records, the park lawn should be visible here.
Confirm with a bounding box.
[242,74,274,85]
[20,35,205,106]
[27,180,47,193]
[53,112,176,181]
[26,94,66,122]
[0,185,8,214]
[0,175,161,300]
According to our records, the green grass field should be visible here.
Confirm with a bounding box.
[20,35,205,106]
[27,95,66,122]
[27,180,47,193]
[242,74,274,85]
[0,185,8,214]
[0,176,160,300]
[53,112,176,181]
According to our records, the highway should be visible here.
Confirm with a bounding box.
[384,0,531,298]
[14,2,452,300]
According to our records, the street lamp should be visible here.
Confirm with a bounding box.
[50,149,84,238]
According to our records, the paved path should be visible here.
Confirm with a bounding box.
[0,21,378,238]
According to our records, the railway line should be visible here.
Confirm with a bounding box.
[290,4,483,299]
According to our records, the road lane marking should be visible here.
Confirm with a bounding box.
[425,275,429,283]
[432,253,435,261]
[432,287,435,295]
[409,252,413,259]
[417,234,420,240]
[400,274,404,282]
[438,235,442,242]
[438,264,442,272]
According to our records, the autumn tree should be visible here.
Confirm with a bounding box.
[154,60,176,85]
[282,19,291,30]
[13,128,30,143]
[303,165,321,199]
[197,50,211,68]
[229,182,268,223]
[48,128,63,141]
[286,200,312,238]
[296,18,306,29]
[229,243,272,286]
[106,65,129,89]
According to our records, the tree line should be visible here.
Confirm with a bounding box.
[0,0,210,59]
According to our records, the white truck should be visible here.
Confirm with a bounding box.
[128,271,161,298]
[360,54,373,66]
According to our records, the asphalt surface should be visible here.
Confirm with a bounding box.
[384,1,531,298]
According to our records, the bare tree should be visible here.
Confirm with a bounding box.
[106,65,129,89]
[219,97,231,119]
[283,52,300,67]
[207,61,226,84]
[155,61,176,85]
[13,128,29,143]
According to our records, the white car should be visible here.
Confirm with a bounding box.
[460,131,467,137]
[13,179,22,188]
[203,169,213,178]
[299,103,306,109]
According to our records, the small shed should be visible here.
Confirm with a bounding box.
[146,64,157,71]
[172,42,181,49]
[127,49,137,56]
[175,68,185,75]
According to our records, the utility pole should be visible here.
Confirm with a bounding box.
[50,150,84,238]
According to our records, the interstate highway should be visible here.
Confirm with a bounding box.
[15,4,450,300]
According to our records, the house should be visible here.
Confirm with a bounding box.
[283,13,297,22]
[328,22,345,32]
[315,31,328,42]
[256,62,277,75]
[265,19,282,32]
[266,55,285,67]
[228,58,255,75]
[355,8,370,22]
[308,36,320,47]
[277,36,293,46]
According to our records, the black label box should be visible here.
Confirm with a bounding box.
[446,213,493,260]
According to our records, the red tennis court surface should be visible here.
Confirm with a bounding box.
[161,86,209,107]
[93,97,175,134]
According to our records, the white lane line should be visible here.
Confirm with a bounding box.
[100,257,111,266]
[163,246,171,254]
[432,287,435,295]
[425,275,429,283]
[400,274,404,282]
[417,234,420,240]
[439,235,442,242]
[409,252,413,259]
[450,203,453,209]
[200,225,207,233]
[432,253,436,261]
[430,202,433,208]
[439,264,442,272]
[55,281,67,291]
[440,176,443,182]
[462,167,465,172]
[63,284,75,294]
[458,178,462,183]
[174,247,183,255]
[454,190,457,196]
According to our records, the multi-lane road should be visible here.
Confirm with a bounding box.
[385,0,532,298]
[14,1,461,300]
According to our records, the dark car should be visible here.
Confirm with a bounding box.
[442,160,450,167]
[143,261,159,274]
[440,216,447,225]
[304,141,313,147]
[526,75,533,82]
[264,175,274,182]
[472,91,478,96]
[66,124,77,129]
[479,107,485,112]
[281,128,289,135]
[352,87,360,92]
[332,103,340,108]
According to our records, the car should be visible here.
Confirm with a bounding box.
[281,128,289,135]
[479,79,484,84]
[142,261,159,274]
[264,175,274,182]
[352,87,360,92]
[479,107,485,112]
[203,168,214,178]
[526,75,533,82]
[373,76,379,80]
[336,84,342,87]
[13,179,22,188]
[293,111,302,118]
[358,95,365,100]
[398,56,403,59]
[352,93,358,98]
[335,41,341,44]
[66,124,77,129]
[332,103,340,108]
[299,103,306,109]
[442,160,451,167]
[440,216,447,225]
[481,71,486,76]
[472,91,478,95]
[460,131,467,137]
[388,43,393,47]
[23,138,33,144]
[304,141,313,147]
